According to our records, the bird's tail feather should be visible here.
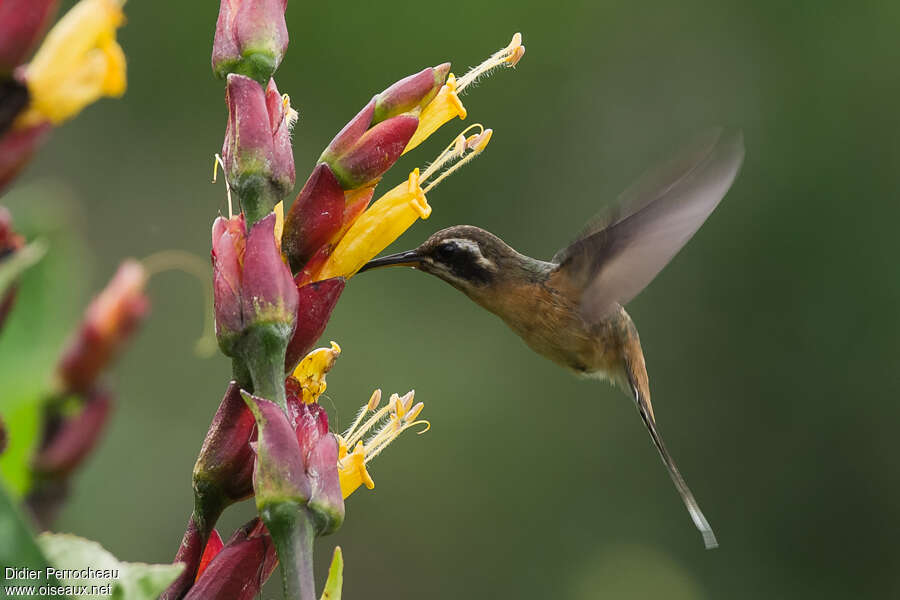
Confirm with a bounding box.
[624,357,719,549]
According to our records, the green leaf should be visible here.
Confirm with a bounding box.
[38,533,183,600]
[0,478,59,588]
[320,546,343,600]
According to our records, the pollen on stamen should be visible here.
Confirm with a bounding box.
[367,389,382,411]
[455,33,525,93]
[419,125,494,194]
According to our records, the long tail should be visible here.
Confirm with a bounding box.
[624,354,718,549]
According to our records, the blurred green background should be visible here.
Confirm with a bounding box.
[3,0,900,597]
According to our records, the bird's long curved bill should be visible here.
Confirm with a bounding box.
[631,383,719,549]
[358,250,422,273]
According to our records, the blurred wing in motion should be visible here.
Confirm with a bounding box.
[553,129,745,323]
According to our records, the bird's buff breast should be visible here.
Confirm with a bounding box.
[483,281,624,377]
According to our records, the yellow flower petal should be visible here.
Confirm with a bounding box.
[20,0,127,126]
[314,170,428,281]
[292,341,341,404]
[402,74,466,154]
[338,441,375,499]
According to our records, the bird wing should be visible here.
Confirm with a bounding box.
[552,129,745,323]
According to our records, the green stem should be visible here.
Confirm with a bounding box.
[241,325,289,413]
[237,177,274,228]
[231,357,253,392]
[263,502,317,600]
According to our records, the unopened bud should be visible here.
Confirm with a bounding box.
[56,260,149,394]
[212,213,298,358]
[222,75,296,225]
[212,0,289,84]
[372,63,450,124]
[32,389,112,477]
[192,382,257,518]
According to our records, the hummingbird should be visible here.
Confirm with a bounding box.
[359,129,744,549]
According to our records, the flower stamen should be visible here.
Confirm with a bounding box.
[337,389,430,498]
[455,32,524,93]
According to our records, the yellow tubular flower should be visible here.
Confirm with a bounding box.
[337,390,429,499]
[292,341,341,404]
[402,32,524,154]
[315,169,429,281]
[403,74,466,153]
[19,0,127,126]
[314,126,493,281]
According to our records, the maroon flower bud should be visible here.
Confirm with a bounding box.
[223,75,296,225]
[56,260,149,394]
[282,163,345,272]
[372,63,450,124]
[211,212,297,359]
[316,64,451,190]
[322,114,418,190]
[32,388,112,477]
[192,382,257,517]
[212,0,289,84]
[184,519,277,600]
[0,122,51,195]
[284,277,345,373]
[0,0,59,74]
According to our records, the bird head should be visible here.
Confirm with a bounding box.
[358,225,518,291]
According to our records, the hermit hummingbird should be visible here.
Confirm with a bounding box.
[360,129,744,549]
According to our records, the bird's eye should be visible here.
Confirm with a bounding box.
[435,242,461,261]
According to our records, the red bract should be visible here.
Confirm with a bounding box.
[282,163,344,272]
[194,529,224,582]
[0,0,59,73]
[284,277,345,372]
[184,519,278,600]
[212,0,288,84]
[56,260,149,394]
